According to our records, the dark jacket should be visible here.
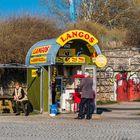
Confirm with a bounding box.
[79,77,95,99]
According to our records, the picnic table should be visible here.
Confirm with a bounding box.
[0,95,14,113]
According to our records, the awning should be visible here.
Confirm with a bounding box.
[25,38,61,66]
[25,30,103,67]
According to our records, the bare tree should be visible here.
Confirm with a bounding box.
[39,0,70,23]
[79,0,140,29]
[0,16,61,64]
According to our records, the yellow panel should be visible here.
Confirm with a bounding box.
[64,57,85,63]
[31,45,51,56]
[56,30,98,46]
[30,56,47,64]
[31,69,37,77]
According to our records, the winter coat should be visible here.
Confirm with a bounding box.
[79,77,95,99]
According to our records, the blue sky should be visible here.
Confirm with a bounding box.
[0,0,50,19]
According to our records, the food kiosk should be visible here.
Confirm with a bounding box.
[25,30,107,113]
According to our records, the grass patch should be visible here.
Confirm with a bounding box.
[97,100,118,105]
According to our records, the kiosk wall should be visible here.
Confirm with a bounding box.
[27,67,49,112]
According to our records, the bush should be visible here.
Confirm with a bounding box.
[0,16,61,64]
[64,21,127,49]
[125,27,140,47]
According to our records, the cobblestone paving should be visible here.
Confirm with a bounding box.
[0,113,140,140]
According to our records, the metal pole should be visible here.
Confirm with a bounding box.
[94,66,97,113]
[48,66,52,114]
[40,67,44,113]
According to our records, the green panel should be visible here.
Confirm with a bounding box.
[56,55,91,65]
[43,67,49,112]
[27,69,40,111]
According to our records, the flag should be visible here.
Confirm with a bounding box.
[69,0,76,22]
[69,0,73,5]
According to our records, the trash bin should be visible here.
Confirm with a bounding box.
[50,104,58,115]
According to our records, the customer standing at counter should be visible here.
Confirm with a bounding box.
[75,72,95,120]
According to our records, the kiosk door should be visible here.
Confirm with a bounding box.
[82,65,97,113]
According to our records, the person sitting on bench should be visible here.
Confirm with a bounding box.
[12,82,29,116]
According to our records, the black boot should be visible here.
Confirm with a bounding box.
[15,113,20,116]
[74,116,84,120]
[86,115,92,120]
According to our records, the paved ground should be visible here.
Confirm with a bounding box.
[0,102,140,140]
